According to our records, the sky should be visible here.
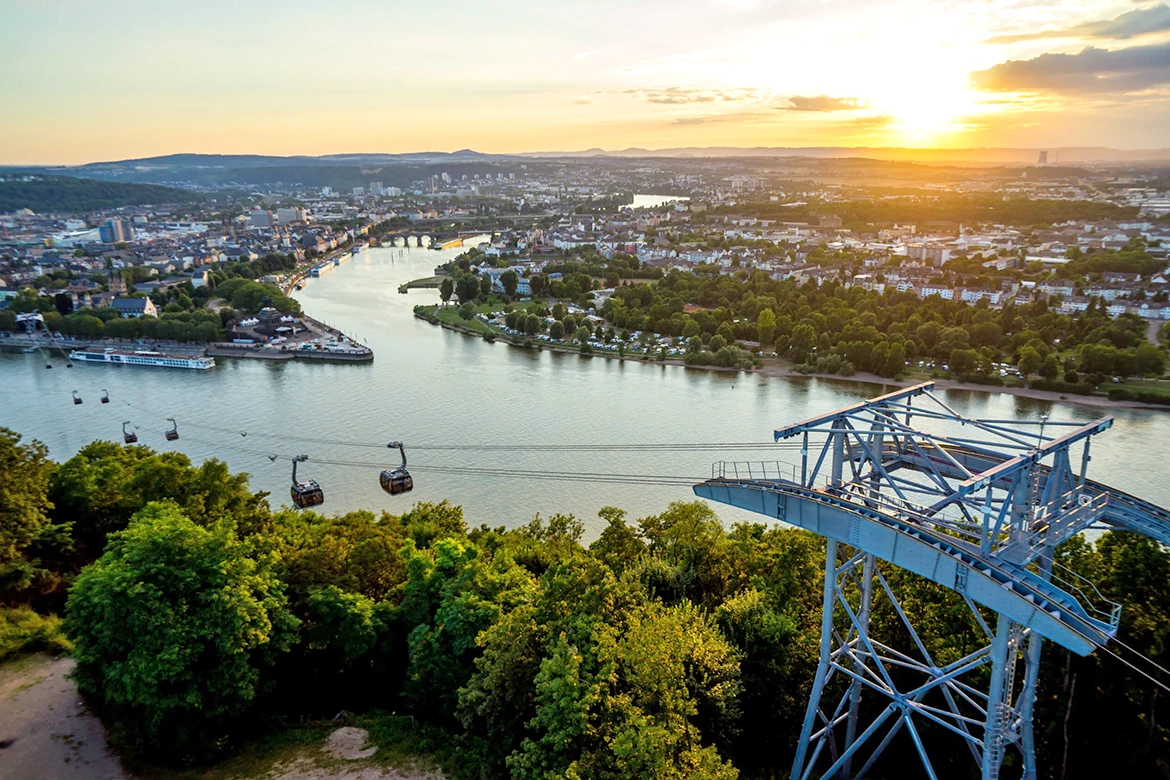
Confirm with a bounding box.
[2,0,1170,164]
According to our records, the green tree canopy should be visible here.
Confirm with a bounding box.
[66,502,299,761]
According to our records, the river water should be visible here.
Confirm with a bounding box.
[1,240,1167,537]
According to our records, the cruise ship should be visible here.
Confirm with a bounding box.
[69,348,215,370]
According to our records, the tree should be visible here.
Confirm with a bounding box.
[549,320,565,340]
[53,292,73,316]
[501,269,519,297]
[949,348,979,378]
[66,502,299,761]
[480,275,492,297]
[439,276,454,306]
[1039,354,1060,380]
[885,341,906,378]
[524,314,541,337]
[456,274,479,303]
[1018,346,1042,376]
[1133,342,1166,377]
[683,319,701,339]
[788,323,816,363]
[757,308,776,346]
[458,302,474,320]
[576,326,591,344]
[0,429,59,603]
[49,442,271,557]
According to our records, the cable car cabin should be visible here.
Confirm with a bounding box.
[380,468,413,495]
[72,391,82,405]
[291,480,324,508]
[380,441,413,496]
[122,421,137,444]
[290,455,324,508]
[165,418,179,441]
[101,390,110,404]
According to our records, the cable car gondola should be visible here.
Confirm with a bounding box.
[290,455,324,508]
[101,389,110,404]
[72,391,82,405]
[380,441,414,496]
[165,418,179,441]
[122,421,138,444]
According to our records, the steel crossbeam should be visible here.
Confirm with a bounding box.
[695,386,1168,779]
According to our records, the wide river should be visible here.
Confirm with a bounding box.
[2,240,1167,537]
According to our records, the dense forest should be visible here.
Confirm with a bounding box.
[1,429,1168,778]
[0,174,199,213]
[715,195,1143,229]
[588,265,1164,381]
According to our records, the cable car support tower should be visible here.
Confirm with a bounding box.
[694,382,1170,780]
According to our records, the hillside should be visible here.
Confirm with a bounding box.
[0,174,198,213]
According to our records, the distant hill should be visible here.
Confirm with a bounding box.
[37,146,1170,169]
[6,145,1168,194]
[0,174,199,213]
[519,146,1170,163]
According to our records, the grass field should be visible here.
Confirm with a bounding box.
[1112,379,1170,399]
[430,306,497,335]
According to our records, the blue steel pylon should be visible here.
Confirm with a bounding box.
[694,383,1170,780]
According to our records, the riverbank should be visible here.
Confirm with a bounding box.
[0,335,207,355]
[416,308,1170,412]
[397,275,446,294]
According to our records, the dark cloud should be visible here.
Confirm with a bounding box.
[781,95,862,111]
[672,117,707,125]
[986,4,1170,43]
[971,41,1170,94]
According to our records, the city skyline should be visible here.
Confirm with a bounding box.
[3,0,1170,164]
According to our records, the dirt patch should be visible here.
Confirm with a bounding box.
[0,653,129,780]
[0,656,445,780]
[259,756,442,780]
[323,728,377,761]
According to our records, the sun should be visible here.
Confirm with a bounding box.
[867,79,985,146]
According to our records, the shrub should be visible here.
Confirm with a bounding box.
[0,607,71,660]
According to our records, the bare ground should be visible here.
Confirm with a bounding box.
[0,653,128,780]
[0,655,443,780]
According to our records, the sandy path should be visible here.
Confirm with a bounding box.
[0,654,128,780]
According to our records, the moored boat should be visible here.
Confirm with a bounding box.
[68,348,215,370]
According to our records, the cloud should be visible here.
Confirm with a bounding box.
[986,4,1170,44]
[622,87,760,104]
[570,99,591,105]
[971,41,1170,94]
[781,95,863,111]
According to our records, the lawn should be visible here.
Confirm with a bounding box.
[430,306,497,335]
[1112,379,1170,399]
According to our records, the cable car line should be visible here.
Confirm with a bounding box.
[67,397,1170,693]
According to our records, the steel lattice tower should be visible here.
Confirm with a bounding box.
[693,383,1170,780]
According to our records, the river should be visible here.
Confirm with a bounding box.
[1,240,1167,537]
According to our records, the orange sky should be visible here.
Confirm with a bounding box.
[2,0,1169,164]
